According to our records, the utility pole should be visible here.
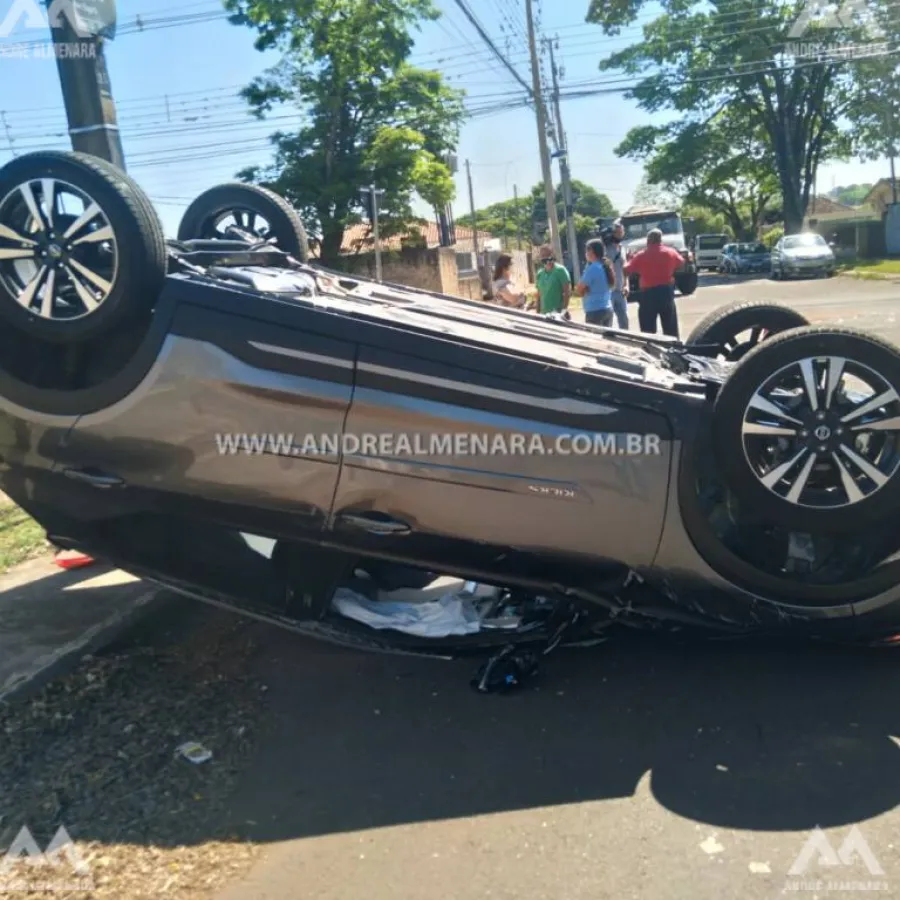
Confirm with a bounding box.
[359,184,385,282]
[525,0,562,261]
[513,184,522,250]
[46,2,125,169]
[548,41,581,281]
[465,159,486,296]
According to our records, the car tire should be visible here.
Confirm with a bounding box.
[675,271,699,296]
[178,183,310,262]
[0,151,166,343]
[712,326,900,534]
[686,299,809,361]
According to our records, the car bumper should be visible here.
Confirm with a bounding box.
[782,258,834,273]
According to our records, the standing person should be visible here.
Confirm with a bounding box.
[535,245,571,314]
[575,238,615,327]
[623,228,683,337]
[608,220,629,329]
[492,254,527,308]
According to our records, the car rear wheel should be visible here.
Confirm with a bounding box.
[0,151,166,343]
[686,300,809,361]
[177,183,310,262]
[713,327,900,534]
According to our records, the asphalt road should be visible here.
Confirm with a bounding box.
[210,274,900,900]
[663,271,900,341]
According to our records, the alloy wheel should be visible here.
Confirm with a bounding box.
[0,178,118,321]
[741,355,900,509]
[204,208,273,243]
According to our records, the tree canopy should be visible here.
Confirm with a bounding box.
[586,0,891,233]
[458,180,617,247]
[224,0,464,262]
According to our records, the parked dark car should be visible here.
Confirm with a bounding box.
[2,152,900,659]
[719,242,771,274]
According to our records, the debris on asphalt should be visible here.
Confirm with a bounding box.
[53,550,97,570]
[749,861,772,873]
[471,646,539,693]
[332,586,482,637]
[699,835,725,855]
[176,741,213,765]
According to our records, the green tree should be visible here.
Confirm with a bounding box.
[619,111,780,239]
[458,181,616,245]
[585,0,882,233]
[847,60,899,205]
[681,203,730,238]
[224,0,464,262]
[830,184,874,206]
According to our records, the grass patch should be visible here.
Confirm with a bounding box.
[839,259,900,278]
[0,504,50,572]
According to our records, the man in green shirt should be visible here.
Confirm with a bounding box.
[535,245,571,314]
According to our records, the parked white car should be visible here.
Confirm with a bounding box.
[771,233,836,279]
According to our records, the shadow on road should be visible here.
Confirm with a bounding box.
[4,609,900,852]
[225,629,900,840]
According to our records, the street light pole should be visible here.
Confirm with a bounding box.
[360,184,385,282]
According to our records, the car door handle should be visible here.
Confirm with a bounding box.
[336,513,411,536]
[63,468,125,489]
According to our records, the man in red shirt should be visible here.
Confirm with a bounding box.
[623,229,684,337]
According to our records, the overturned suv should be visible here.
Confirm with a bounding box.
[2,150,900,659]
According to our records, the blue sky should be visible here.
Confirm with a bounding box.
[0,0,888,237]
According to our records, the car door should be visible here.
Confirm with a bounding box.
[59,306,356,538]
[328,342,672,586]
[0,402,77,513]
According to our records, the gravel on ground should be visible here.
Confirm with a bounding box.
[0,603,268,899]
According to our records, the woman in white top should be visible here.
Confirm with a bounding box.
[491,254,526,307]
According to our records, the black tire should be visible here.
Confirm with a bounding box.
[0,151,166,343]
[675,271,698,296]
[177,183,309,262]
[686,300,809,360]
[713,326,900,534]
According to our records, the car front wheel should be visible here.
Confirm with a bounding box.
[0,151,166,343]
[713,327,900,534]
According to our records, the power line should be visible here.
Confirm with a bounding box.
[449,0,534,99]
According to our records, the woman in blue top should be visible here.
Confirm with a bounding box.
[575,238,615,327]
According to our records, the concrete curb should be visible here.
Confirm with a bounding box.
[0,586,171,705]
